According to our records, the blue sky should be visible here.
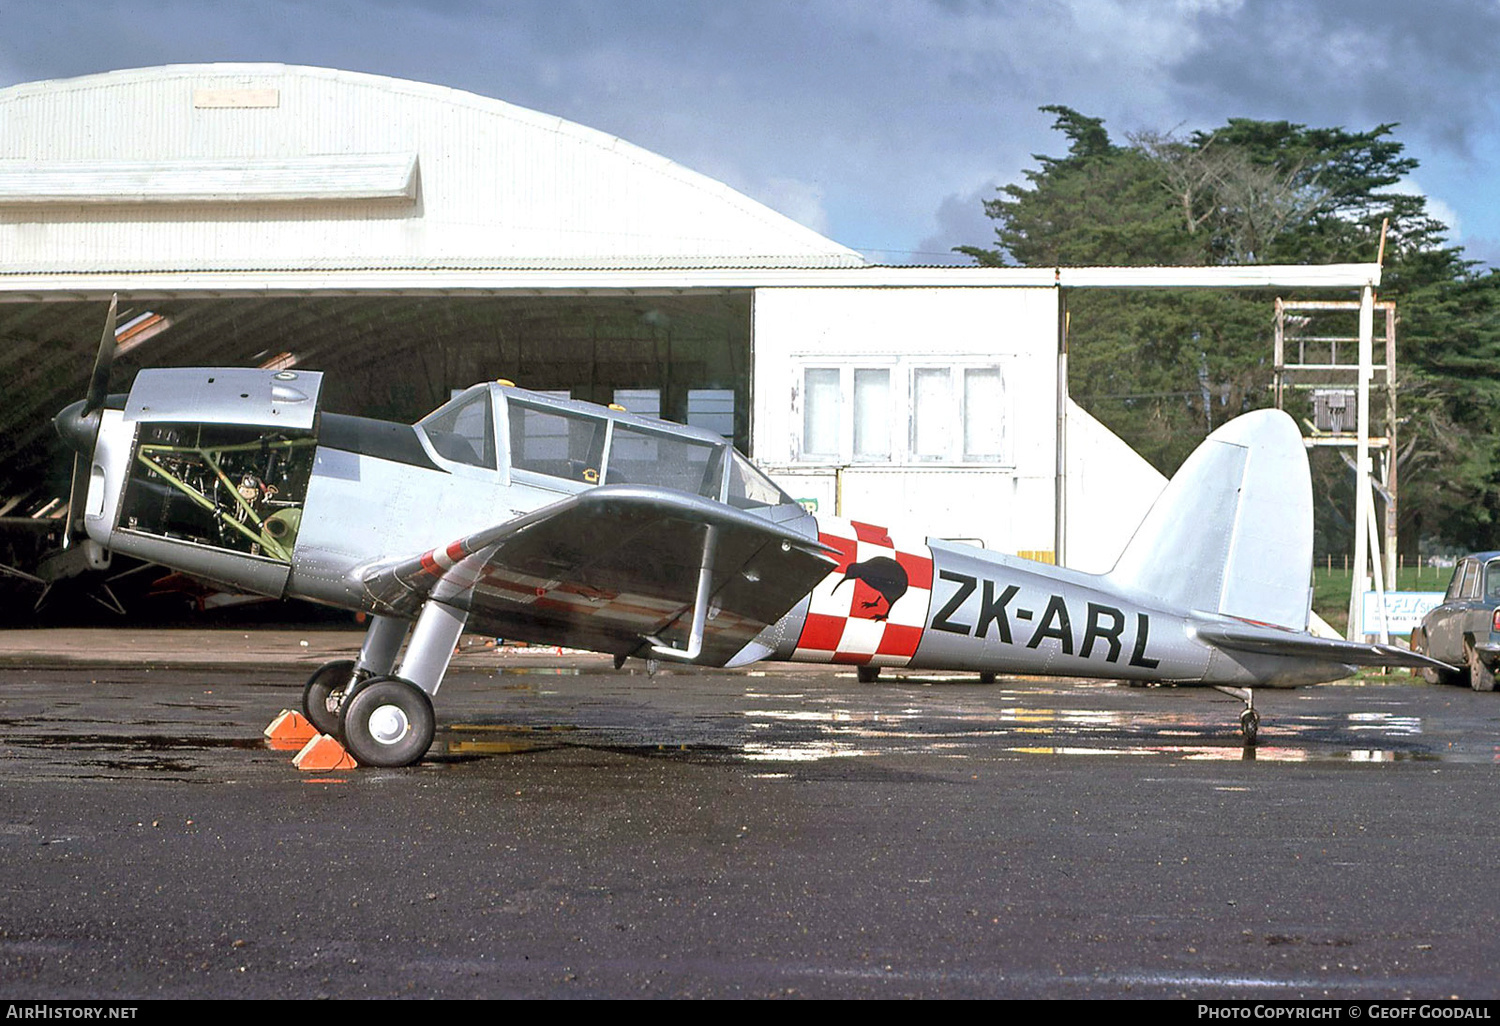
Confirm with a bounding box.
[6,0,1500,266]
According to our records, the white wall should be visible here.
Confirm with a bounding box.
[751,285,1173,570]
[751,286,1059,551]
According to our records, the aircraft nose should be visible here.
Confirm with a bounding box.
[54,399,100,456]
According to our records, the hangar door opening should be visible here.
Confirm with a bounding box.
[0,289,755,516]
[291,292,750,448]
[0,290,753,604]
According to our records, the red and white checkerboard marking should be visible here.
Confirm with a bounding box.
[791,517,933,667]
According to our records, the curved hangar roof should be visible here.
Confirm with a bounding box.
[0,63,864,273]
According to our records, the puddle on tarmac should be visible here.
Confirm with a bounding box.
[6,733,265,753]
[428,695,1498,767]
[1,732,268,776]
[11,682,1497,774]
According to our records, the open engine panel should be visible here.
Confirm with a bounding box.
[119,422,317,562]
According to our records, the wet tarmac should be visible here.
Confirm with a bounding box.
[2,631,1500,998]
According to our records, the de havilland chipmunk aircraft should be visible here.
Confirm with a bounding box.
[52,300,1450,767]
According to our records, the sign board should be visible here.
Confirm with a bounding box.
[1359,591,1443,637]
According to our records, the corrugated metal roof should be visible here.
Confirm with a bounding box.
[0,262,1381,300]
[0,64,866,273]
[0,153,418,204]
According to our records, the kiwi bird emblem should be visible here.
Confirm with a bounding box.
[833,556,909,621]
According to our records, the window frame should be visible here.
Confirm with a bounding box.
[793,357,1010,466]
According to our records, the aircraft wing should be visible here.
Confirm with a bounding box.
[1195,622,1460,672]
[360,484,836,665]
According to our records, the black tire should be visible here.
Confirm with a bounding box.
[979,672,997,684]
[1412,631,1460,686]
[340,676,435,767]
[1467,641,1496,693]
[302,659,357,736]
[1240,708,1260,745]
[856,666,880,684]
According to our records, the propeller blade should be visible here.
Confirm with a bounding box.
[81,294,118,416]
[64,452,90,544]
[62,295,118,544]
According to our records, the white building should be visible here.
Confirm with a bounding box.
[0,64,1379,575]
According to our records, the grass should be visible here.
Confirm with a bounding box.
[1310,565,1450,635]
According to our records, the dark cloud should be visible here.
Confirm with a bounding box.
[915,183,1008,264]
[1169,0,1500,154]
[5,1,1500,261]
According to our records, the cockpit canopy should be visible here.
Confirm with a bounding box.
[417,384,794,510]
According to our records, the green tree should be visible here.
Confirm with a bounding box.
[960,107,1500,553]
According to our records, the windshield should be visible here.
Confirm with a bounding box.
[417,387,495,468]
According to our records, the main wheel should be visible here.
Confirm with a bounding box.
[857,666,880,684]
[339,676,436,767]
[302,659,357,736]
[1467,641,1496,692]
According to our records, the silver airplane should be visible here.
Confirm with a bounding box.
[52,300,1449,766]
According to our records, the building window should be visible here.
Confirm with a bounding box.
[852,368,891,461]
[801,368,841,458]
[796,360,1007,465]
[911,367,952,460]
[962,367,1005,460]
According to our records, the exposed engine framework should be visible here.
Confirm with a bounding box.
[121,423,316,561]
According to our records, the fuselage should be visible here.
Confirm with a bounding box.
[63,374,1345,688]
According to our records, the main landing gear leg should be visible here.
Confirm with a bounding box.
[302,615,410,736]
[340,602,467,768]
[1213,685,1259,745]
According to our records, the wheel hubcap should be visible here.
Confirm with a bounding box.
[368,704,410,745]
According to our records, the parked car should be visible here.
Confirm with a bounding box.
[1410,551,1500,690]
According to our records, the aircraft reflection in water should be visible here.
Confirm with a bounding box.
[53,300,1450,766]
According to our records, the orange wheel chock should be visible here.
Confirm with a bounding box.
[293,733,358,771]
[264,709,318,749]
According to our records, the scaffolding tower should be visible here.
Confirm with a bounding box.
[1273,292,1398,641]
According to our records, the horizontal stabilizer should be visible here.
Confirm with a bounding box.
[1196,622,1459,672]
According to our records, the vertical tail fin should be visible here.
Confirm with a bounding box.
[1106,410,1312,630]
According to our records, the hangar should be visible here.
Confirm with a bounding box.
[0,64,1380,605]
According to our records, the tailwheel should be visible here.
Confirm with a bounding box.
[340,676,436,767]
[302,659,357,736]
[857,666,880,684]
[1239,707,1260,745]
[1213,685,1259,746]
